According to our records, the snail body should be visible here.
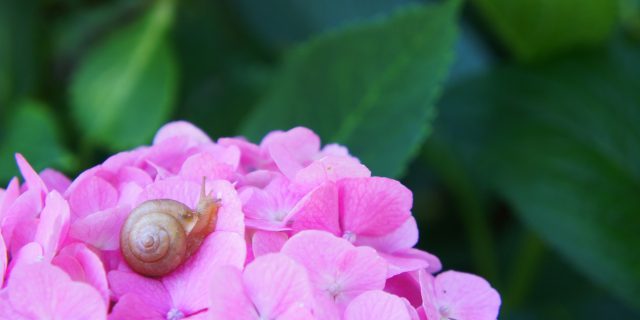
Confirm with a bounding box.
[120,185,219,277]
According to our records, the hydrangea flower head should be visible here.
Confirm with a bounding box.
[0,122,500,319]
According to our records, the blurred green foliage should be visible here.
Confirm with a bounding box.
[0,0,639,318]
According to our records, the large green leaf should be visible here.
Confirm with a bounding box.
[0,100,74,182]
[433,40,640,309]
[241,0,460,178]
[70,0,177,151]
[472,0,618,62]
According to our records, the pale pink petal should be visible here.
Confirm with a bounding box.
[144,136,193,174]
[15,153,48,195]
[109,294,164,320]
[281,231,387,310]
[252,231,288,258]
[39,169,71,194]
[344,290,411,320]
[339,177,412,237]
[217,137,266,173]
[209,265,258,320]
[8,262,106,320]
[163,232,246,314]
[420,270,500,320]
[101,149,146,173]
[237,170,277,188]
[243,177,303,226]
[68,175,118,218]
[8,242,44,273]
[290,183,341,236]
[70,206,130,250]
[114,166,153,188]
[264,127,320,179]
[153,121,212,145]
[34,191,70,260]
[277,308,315,320]
[293,155,370,193]
[108,270,172,313]
[8,219,38,257]
[243,254,314,318]
[199,144,242,169]
[320,143,350,157]
[0,291,26,319]
[54,243,110,306]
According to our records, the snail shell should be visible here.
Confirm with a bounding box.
[120,186,219,277]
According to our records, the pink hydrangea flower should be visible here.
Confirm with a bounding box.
[0,121,500,319]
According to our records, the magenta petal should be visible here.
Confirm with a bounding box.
[163,232,246,314]
[343,290,412,320]
[109,294,164,320]
[0,177,20,221]
[243,254,314,318]
[290,182,341,236]
[339,177,412,237]
[384,272,422,308]
[70,206,130,250]
[209,265,257,320]
[34,191,70,260]
[69,175,118,218]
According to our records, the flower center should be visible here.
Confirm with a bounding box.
[342,231,356,243]
[166,308,185,320]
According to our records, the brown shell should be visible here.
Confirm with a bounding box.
[120,199,196,277]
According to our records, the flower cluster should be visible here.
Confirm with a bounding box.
[0,122,500,319]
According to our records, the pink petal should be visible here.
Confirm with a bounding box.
[343,290,412,320]
[209,265,258,320]
[263,127,320,179]
[163,232,247,314]
[252,231,288,258]
[243,254,314,318]
[217,137,266,173]
[179,152,236,182]
[108,270,171,314]
[8,242,44,273]
[355,217,419,253]
[0,177,20,221]
[15,153,48,195]
[293,155,371,193]
[69,206,130,250]
[1,189,42,249]
[39,169,71,194]
[153,121,212,146]
[34,191,70,260]
[7,262,106,319]
[0,233,6,287]
[420,270,501,320]
[290,182,341,236]
[338,177,412,237]
[68,175,118,219]
[384,272,422,308]
[54,243,110,306]
[109,294,164,320]
[281,230,387,310]
[243,177,303,226]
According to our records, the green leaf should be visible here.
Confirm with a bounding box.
[472,0,619,62]
[433,40,640,309]
[0,100,75,182]
[241,0,460,178]
[70,0,178,151]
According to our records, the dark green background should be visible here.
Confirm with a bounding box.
[1,0,639,318]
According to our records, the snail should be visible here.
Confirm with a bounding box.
[120,180,220,277]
